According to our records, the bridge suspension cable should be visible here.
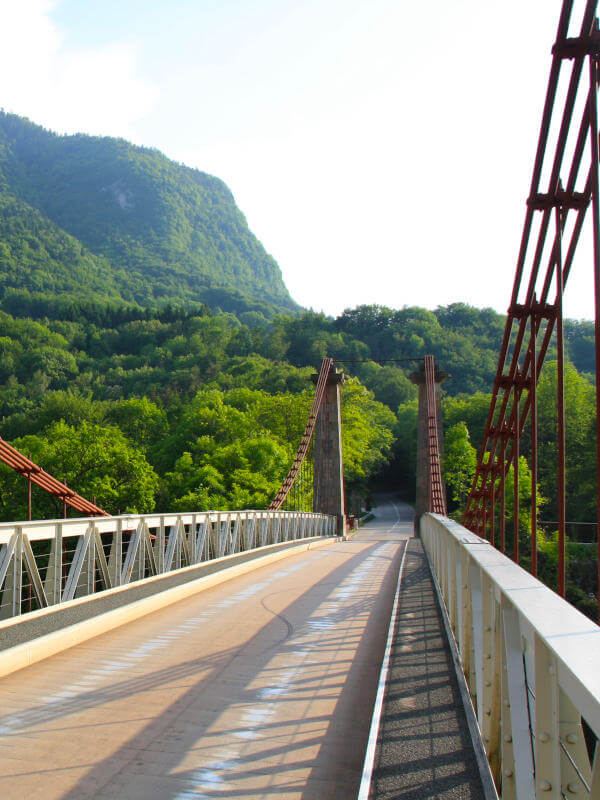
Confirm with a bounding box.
[268,357,334,511]
[463,0,600,617]
[0,437,107,518]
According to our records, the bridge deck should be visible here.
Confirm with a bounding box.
[0,502,487,799]
[0,504,403,799]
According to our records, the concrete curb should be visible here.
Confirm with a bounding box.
[0,535,335,680]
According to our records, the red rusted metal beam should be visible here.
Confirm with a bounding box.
[556,203,567,597]
[513,384,520,563]
[465,3,597,522]
[530,302,538,577]
[464,0,600,618]
[0,435,107,517]
[268,357,334,511]
[588,37,600,622]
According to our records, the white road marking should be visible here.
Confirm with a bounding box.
[357,538,409,800]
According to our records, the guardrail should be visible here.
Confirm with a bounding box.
[0,510,335,620]
[421,513,600,800]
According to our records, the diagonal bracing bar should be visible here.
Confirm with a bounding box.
[0,437,107,517]
[268,357,334,511]
[463,0,600,618]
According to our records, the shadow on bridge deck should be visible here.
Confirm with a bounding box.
[0,499,487,800]
[368,537,487,799]
[0,506,405,799]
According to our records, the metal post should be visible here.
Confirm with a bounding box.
[513,386,520,564]
[588,43,600,621]
[530,301,538,577]
[27,475,32,522]
[62,534,67,596]
[556,202,566,598]
[490,472,496,548]
[500,434,506,554]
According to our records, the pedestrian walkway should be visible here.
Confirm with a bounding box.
[368,536,487,799]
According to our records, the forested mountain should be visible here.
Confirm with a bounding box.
[0,112,297,316]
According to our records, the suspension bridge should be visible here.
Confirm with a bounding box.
[2,1,600,797]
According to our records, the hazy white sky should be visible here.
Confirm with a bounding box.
[0,0,595,319]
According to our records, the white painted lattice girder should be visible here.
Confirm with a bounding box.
[0,509,334,622]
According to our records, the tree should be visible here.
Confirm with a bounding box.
[443,392,492,452]
[536,360,596,522]
[105,396,166,452]
[341,379,396,496]
[444,422,477,511]
[0,422,158,519]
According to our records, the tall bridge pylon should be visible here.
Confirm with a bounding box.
[312,363,345,535]
[411,355,447,526]
[269,357,346,535]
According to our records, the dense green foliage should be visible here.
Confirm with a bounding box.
[0,299,500,517]
[0,295,593,506]
[443,422,477,508]
[0,112,297,317]
[0,421,159,520]
[0,300,407,520]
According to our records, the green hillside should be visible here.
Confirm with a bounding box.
[0,112,298,316]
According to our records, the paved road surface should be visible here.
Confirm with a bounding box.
[0,499,410,799]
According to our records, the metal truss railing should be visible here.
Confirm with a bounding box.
[422,513,600,800]
[0,509,335,620]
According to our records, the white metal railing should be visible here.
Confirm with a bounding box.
[0,510,335,620]
[421,513,600,800]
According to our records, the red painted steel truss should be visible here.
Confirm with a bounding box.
[464,0,600,613]
[268,357,334,511]
[0,437,107,518]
